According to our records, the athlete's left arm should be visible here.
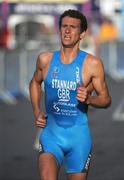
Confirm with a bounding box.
[77,56,111,108]
[86,56,111,108]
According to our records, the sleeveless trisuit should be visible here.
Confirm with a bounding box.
[39,50,92,173]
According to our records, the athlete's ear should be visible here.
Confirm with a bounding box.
[80,31,86,40]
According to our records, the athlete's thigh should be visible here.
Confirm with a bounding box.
[67,172,88,180]
[39,153,59,180]
[64,142,92,173]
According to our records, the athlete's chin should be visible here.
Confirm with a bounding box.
[62,40,79,48]
[62,43,74,48]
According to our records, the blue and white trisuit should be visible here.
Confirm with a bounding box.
[39,50,92,173]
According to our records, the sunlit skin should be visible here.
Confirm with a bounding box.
[29,15,111,180]
[30,12,111,130]
[60,16,82,48]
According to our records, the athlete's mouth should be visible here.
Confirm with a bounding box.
[64,36,71,40]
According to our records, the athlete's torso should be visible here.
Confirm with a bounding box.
[39,50,92,171]
[44,50,88,128]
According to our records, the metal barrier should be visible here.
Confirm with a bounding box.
[0,48,40,104]
[0,49,18,104]
[101,41,124,81]
[0,41,124,104]
[0,31,59,104]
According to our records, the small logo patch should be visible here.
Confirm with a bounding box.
[84,153,92,170]
[81,153,92,173]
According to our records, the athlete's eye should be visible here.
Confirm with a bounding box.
[61,24,68,28]
[70,25,77,29]
[61,24,79,29]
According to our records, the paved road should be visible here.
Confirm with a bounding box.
[0,76,124,180]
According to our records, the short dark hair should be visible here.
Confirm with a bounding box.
[59,9,88,32]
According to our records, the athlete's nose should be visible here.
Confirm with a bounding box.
[65,26,71,33]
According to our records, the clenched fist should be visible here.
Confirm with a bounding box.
[35,111,47,128]
[76,85,89,103]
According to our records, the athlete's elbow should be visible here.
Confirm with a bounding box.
[103,95,111,108]
[29,77,37,93]
[29,78,33,90]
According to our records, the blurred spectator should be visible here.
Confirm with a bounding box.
[80,19,101,57]
[99,17,119,43]
[0,18,9,48]
[89,19,101,56]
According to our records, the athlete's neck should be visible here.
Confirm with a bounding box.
[60,46,80,64]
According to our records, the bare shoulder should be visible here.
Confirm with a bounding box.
[37,51,53,69]
[84,53,104,73]
[85,53,103,67]
[82,52,105,82]
[85,53,105,79]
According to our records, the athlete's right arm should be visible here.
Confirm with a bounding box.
[29,53,48,128]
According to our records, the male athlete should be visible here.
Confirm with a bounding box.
[29,9,111,180]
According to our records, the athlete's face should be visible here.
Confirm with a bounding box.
[60,16,83,48]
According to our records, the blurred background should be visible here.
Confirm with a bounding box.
[0,0,124,180]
